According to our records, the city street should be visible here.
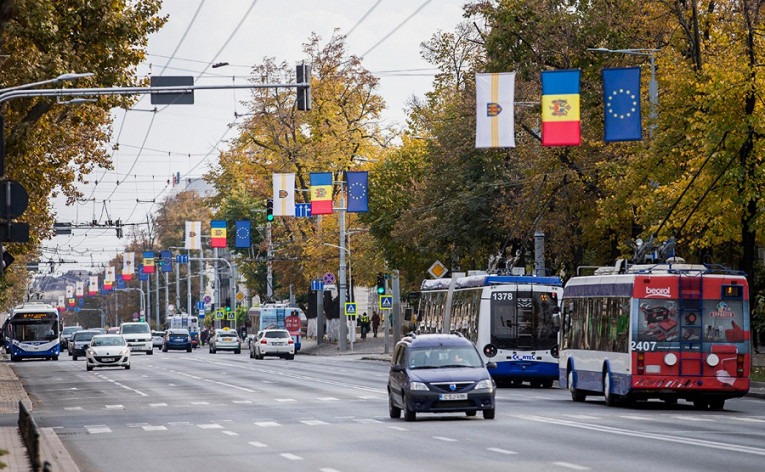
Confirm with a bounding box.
[7,347,765,472]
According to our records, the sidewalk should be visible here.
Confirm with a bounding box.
[0,353,33,472]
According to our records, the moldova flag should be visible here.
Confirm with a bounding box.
[310,172,333,215]
[541,69,581,146]
[142,251,155,274]
[211,220,227,248]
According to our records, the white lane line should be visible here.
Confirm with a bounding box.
[732,417,765,423]
[255,421,280,427]
[143,425,167,431]
[85,425,112,434]
[281,453,302,461]
[104,405,124,410]
[222,431,238,436]
[319,469,341,472]
[673,415,715,422]
[191,401,210,406]
[389,426,408,431]
[487,447,517,455]
[433,436,458,442]
[354,418,383,424]
[318,397,340,401]
[275,398,296,402]
[232,400,253,404]
[301,420,329,426]
[249,441,268,448]
[619,415,651,421]
[97,374,148,397]
[150,403,168,408]
[553,462,590,470]
[197,424,223,429]
[563,414,599,420]
[64,407,83,411]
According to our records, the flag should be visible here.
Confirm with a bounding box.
[138,264,148,281]
[310,172,333,215]
[66,285,74,298]
[235,220,251,248]
[75,281,84,298]
[57,295,65,309]
[475,72,516,148]
[185,221,202,249]
[603,67,642,142]
[273,173,296,216]
[211,220,227,248]
[541,69,581,146]
[103,279,113,291]
[122,252,134,281]
[89,276,98,296]
[160,250,173,273]
[143,251,155,273]
[106,266,116,282]
[347,171,369,212]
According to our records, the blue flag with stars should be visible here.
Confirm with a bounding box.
[235,220,251,248]
[603,67,642,142]
[346,171,368,213]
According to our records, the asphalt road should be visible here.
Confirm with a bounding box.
[10,346,765,472]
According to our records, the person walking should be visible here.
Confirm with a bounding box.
[359,312,370,339]
[371,312,380,337]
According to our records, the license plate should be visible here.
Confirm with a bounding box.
[439,393,467,401]
[101,358,115,362]
[223,338,233,341]
[272,342,284,346]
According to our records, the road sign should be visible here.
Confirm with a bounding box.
[323,272,336,284]
[285,314,301,334]
[379,295,393,310]
[295,203,312,217]
[428,260,448,279]
[215,309,224,320]
[235,291,244,302]
[311,279,324,291]
[196,301,205,310]
[344,302,357,316]
[204,295,212,303]
[227,312,235,320]
[198,313,205,320]
[0,222,29,243]
[150,76,194,104]
[0,180,28,219]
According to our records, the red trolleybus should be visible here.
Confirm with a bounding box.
[559,260,750,410]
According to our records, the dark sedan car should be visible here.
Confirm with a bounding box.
[68,330,102,360]
[162,328,192,352]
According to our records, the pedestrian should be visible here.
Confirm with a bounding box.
[371,311,380,337]
[359,312,370,339]
[200,328,208,346]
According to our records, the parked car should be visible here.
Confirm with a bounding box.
[60,325,83,351]
[208,328,241,354]
[68,330,102,360]
[250,329,295,360]
[119,322,153,355]
[85,334,130,371]
[387,333,496,422]
[151,331,166,349]
[162,329,192,352]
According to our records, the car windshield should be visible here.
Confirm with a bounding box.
[217,330,237,337]
[264,330,290,339]
[62,327,82,335]
[121,324,150,334]
[73,331,98,341]
[408,347,483,369]
[91,336,126,347]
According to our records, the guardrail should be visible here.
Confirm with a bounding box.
[17,400,51,472]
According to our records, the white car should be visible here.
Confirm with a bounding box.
[151,331,166,349]
[208,328,241,354]
[250,329,295,360]
[119,322,153,354]
[85,335,131,371]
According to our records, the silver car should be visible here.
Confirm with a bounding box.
[85,335,131,371]
[250,329,295,360]
[208,328,241,354]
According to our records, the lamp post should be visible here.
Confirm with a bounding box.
[588,47,659,133]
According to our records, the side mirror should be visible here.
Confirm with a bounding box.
[486,361,497,369]
[391,364,404,373]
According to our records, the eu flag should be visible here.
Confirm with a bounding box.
[346,171,368,213]
[235,220,251,248]
[603,67,642,142]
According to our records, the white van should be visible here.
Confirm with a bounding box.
[119,322,153,355]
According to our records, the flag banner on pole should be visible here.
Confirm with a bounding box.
[66,285,74,298]
[106,266,116,282]
[89,276,98,296]
[211,220,227,248]
[185,221,202,249]
[161,250,173,273]
[310,172,333,215]
[67,297,75,307]
[122,252,134,281]
[103,279,113,291]
[603,67,642,142]
[541,69,581,146]
[57,295,65,309]
[273,173,296,216]
[75,281,84,298]
[143,251,155,273]
[347,171,369,212]
[138,264,148,281]
[475,72,516,148]
[235,220,251,248]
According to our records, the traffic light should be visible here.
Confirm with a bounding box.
[296,63,311,111]
[266,198,274,222]
[376,272,385,295]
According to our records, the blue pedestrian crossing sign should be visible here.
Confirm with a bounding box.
[344,302,357,317]
[379,295,393,310]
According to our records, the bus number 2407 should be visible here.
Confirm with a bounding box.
[631,341,657,352]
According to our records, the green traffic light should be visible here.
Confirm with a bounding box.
[267,214,274,222]
[377,286,385,294]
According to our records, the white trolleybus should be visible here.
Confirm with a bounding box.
[417,273,563,387]
[559,259,750,410]
[5,302,61,361]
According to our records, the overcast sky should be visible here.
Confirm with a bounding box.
[43,0,468,274]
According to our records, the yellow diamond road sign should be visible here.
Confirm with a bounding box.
[236,291,244,302]
[428,260,448,278]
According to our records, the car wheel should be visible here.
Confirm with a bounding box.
[483,408,496,420]
[72,355,77,361]
[403,396,416,422]
[146,349,153,356]
[388,394,401,419]
[541,379,554,389]
[186,346,192,352]
[466,411,477,417]
[162,346,168,352]
[286,354,294,360]
[86,365,93,371]
[53,355,59,361]
[235,349,241,354]
[125,364,131,370]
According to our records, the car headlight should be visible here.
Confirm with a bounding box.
[475,379,495,390]
[120,348,130,356]
[407,381,429,391]
[86,348,94,356]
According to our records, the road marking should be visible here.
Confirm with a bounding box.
[97,374,148,397]
[191,401,210,406]
[301,420,329,426]
[354,418,382,424]
[249,441,268,448]
[105,404,124,410]
[433,436,458,442]
[232,400,253,404]
[389,426,408,431]
[553,462,590,470]
[150,403,168,407]
[319,469,341,472]
[255,421,280,427]
[64,407,83,411]
[487,447,517,455]
[275,398,296,402]
[222,430,238,436]
[85,425,112,434]
[197,424,223,429]
[318,397,340,401]
[281,453,302,461]
[731,417,765,423]
[619,415,651,421]
[143,425,167,431]
[563,414,599,420]
[673,415,715,422]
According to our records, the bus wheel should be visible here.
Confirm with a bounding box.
[708,398,725,411]
[604,371,618,407]
[568,369,586,402]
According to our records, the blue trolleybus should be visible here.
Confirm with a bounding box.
[5,302,61,361]
[417,274,563,387]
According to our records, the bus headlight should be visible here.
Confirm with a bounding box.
[706,353,720,367]
[664,353,678,366]
[407,381,429,391]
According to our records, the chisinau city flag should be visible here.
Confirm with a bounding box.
[475,72,516,148]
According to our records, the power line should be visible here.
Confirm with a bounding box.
[360,0,433,58]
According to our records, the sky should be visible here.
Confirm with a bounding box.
[42,0,468,274]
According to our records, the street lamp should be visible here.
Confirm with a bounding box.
[0,72,94,94]
[588,47,659,133]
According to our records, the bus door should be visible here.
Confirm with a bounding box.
[677,274,704,375]
[491,289,532,350]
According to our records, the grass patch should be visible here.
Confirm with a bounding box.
[753,365,765,382]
